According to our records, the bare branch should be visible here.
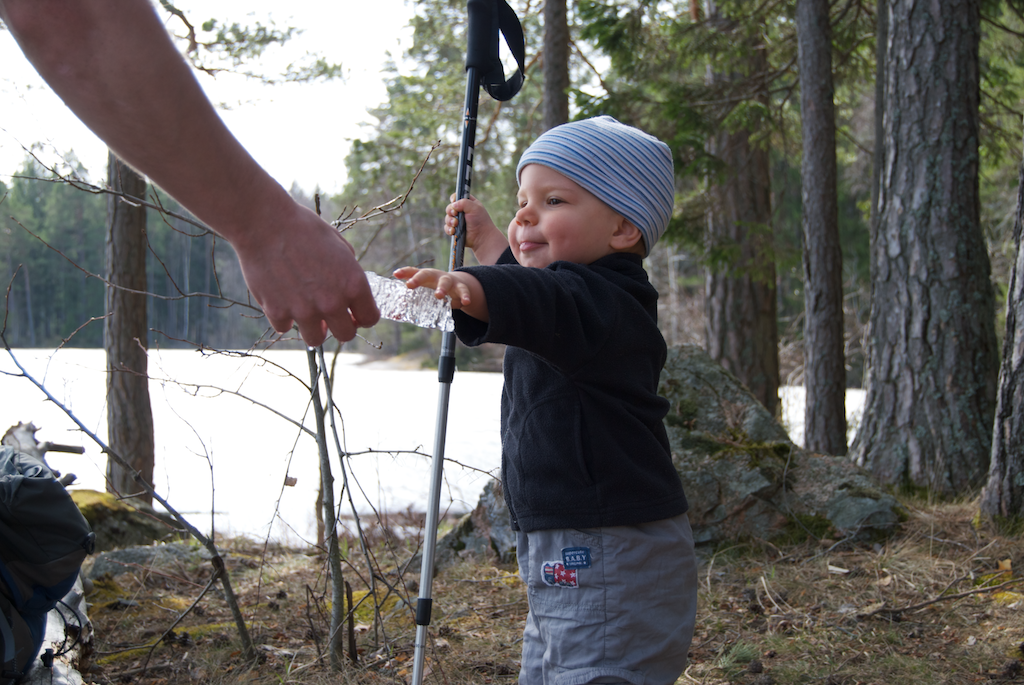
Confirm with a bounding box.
[981,12,1024,39]
[56,313,111,351]
[1,342,257,660]
[2,265,22,340]
[139,565,222,675]
[10,216,257,310]
[339,141,441,261]
[158,0,200,57]
[10,148,208,232]
[865,576,1024,620]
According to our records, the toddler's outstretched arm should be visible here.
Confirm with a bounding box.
[445,194,508,266]
[394,267,489,323]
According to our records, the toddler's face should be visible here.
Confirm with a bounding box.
[509,164,628,269]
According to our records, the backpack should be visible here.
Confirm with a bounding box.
[0,447,94,684]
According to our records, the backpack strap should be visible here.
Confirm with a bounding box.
[0,608,14,669]
[0,603,23,683]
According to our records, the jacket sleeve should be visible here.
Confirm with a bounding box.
[453,253,622,371]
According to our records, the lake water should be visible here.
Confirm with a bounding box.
[0,348,864,544]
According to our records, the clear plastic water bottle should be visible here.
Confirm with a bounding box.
[364,271,455,332]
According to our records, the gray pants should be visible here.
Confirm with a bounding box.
[516,513,698,685]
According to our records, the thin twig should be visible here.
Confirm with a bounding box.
[11,162,207,231]
[306,349,346,670]
[760,575,785,613]
[2,266,22,338]
[10,216,254,308]
[346,141,441,263]
[334,140,439,234]
[865,576,1024,619]
[317,347,389,651]
[55,314,112,351]
[1,342,258,661]
[140,566,223,674]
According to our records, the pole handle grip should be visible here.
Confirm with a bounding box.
[465,0,525,102]
[466,0,498,70]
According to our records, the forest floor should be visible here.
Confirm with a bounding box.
[76,497,1024,685]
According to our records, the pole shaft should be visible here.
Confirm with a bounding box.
[411,64,481,685]
[450,66,481,272]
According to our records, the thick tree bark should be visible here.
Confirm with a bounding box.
[870,0,886,236]
[705,45,780,417]
[105,152,155,505]
[979,154,1024,527]
[797,0,846,455]
[542,0,569,132]
[851,0,997,496]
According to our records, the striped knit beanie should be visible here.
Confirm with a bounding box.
[516,116,674,257]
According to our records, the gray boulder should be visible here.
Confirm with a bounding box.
[85,541,203,579]
[662,344,903,545]
[434,344,903,563]
[420,480,515,572]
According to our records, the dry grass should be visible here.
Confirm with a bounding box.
[76,498,1023,685]
[686,499,1024,685]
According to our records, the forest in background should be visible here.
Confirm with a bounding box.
[0,164,351,351]
[4,0,1024,506]
[2,0,1021,384]
[3,8,1024,681]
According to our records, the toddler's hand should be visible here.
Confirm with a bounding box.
[394,266,474,310]
[445,194,509,266]
[445,194,496,247]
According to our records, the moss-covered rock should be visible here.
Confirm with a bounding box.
[664,344,903,544]
[71,489,183,552]
[425,480,515,572]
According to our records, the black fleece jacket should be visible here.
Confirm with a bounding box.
[453,249,688,532]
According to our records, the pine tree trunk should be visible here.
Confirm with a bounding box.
[851,0,997,495]
[105,152,155,505]
[797,0,846,455]
[542,0,569,132]
[979,155,1024,527]
[705,47,780,417]
[870,0,886,236]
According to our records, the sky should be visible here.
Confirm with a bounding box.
[0,1,416,195]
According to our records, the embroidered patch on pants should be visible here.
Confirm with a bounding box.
[562,546,591,569]
[542,561,579,588]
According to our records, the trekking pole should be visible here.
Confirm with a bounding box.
[411,1,524,683]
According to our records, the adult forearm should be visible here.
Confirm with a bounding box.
[0,0,286,246]
[1,0,381,344]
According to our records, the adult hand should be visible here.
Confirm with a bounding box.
[233,204,380,346]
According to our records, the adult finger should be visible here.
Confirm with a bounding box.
[263,308,296,338]
[346,275,380,329]
[296,318,331,348]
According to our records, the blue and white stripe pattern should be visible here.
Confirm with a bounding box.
[516,116,674,257]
